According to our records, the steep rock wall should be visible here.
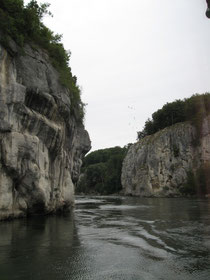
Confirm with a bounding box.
[0,42,91,220]
[121,118,210,196]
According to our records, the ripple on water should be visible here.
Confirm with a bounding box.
[99,204,153,210]
[1,196,209,280]
[76,198,106,204]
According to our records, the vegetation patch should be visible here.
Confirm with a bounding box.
[0,0,84,123]
[180,164,209,196]
[77,146,129,195]
[173,144,179,157]
[179,171,197,195]
[137,93,210,140]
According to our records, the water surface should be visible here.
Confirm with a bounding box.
[0,196,210,279]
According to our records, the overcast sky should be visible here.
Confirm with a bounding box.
[25,0,210,151]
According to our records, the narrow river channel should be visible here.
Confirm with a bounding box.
[0,196,210,279]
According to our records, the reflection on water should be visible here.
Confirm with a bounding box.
[0,196,210,279]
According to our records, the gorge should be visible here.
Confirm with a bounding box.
[0,1,210,279]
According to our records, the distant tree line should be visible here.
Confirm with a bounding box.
[77,146,131,195]
[137,93,210,140]
[0,0,84,122]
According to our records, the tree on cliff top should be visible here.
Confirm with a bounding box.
[137,93,210,140]
[0,0,85,123]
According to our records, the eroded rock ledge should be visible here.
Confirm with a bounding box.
[0,42,91,220]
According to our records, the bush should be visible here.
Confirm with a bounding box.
[180,165,209,196]
[180,171,197,195]
[77,146,128,194]
[137,93,210,140]
[0,0,84,123]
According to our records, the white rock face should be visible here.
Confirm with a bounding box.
[0,42,91,220]
[121,119,210,197]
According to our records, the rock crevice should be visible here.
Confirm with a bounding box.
[0,42,91,220]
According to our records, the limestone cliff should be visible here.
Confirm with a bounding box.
[121,117,210,197]
[0,42,91,220]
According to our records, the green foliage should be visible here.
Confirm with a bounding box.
[137,93,210,140]
[180,171,197,195]
[0,0,51,46]
[173,144,179,157]
[0,0,84,123]
[77,146,128,195]
[180,164,209,196]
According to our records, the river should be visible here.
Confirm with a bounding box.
[0,196,210,280]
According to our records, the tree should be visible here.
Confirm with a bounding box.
[0,0,85,123]
[77,146,128,194]
[137,93,210,140]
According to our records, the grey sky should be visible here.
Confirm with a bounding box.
[26,0,210,151]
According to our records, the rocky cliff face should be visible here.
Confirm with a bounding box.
[121,118,210,197]
[0,42,91,220]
